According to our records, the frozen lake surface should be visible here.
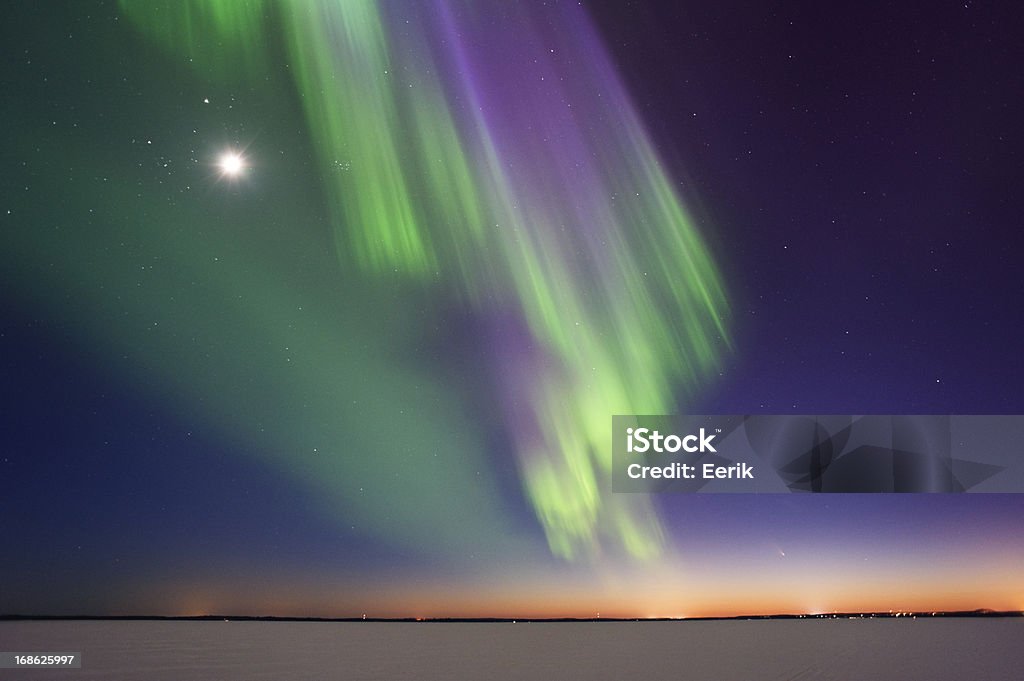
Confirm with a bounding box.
[2,619,1022,680]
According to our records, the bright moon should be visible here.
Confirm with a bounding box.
[218,151,245,177]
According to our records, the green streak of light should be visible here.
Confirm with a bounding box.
[105,0,732,563]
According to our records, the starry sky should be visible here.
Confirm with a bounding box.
[1,0,1022,619]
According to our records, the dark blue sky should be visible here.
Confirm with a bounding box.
[1,1,1022,617]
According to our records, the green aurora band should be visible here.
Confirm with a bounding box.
[18,0,731,564]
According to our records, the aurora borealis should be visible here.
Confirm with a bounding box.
[2,0,1024,619]
[114,0,731,563]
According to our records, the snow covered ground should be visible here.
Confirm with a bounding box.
[2,618,1021,680]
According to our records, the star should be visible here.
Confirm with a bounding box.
[217,151,246,178]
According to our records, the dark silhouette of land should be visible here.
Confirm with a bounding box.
[2,609,1019,623]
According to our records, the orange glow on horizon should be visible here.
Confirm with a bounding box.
[140,568,1024,621]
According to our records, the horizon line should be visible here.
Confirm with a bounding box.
[3,609,1021,623]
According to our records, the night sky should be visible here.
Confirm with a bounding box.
[2,0,1023,619]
